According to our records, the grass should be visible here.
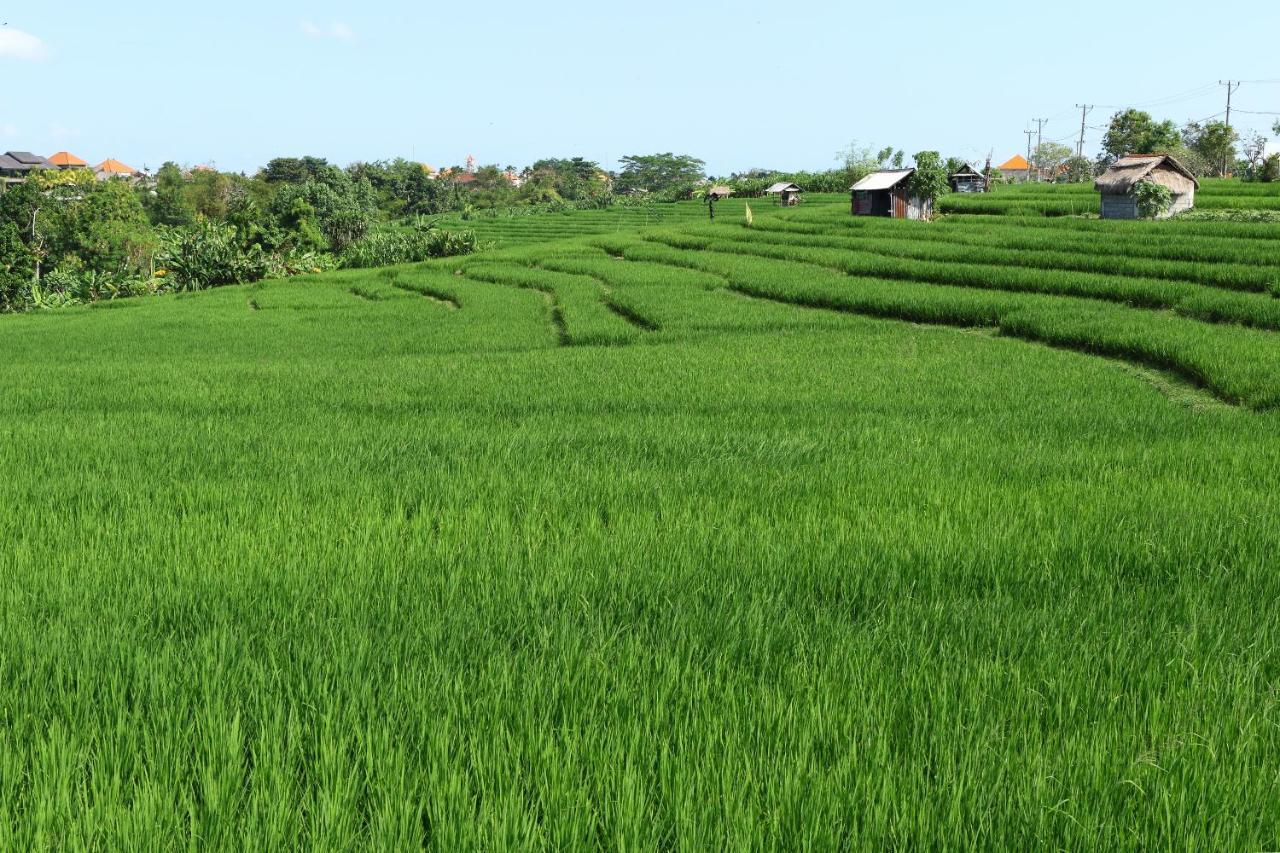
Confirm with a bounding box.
[4,191,1280,847]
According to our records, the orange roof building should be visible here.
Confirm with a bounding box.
[48,151,88,169]
[997,154,1030,172]
[95,158,140,180]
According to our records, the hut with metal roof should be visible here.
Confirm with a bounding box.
[764,181,802,206]
[948,163,986,193]
[850,169,932,220]
[1094,154,1198,219]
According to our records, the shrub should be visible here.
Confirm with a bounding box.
[1262,154,1280,184]
[158,221,270,291]
[0,221,35,311]
[338,224,480,269]
[1133,181,1174,219]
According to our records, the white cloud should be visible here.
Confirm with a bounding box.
[0,28,47,61]
[301,20,355,41]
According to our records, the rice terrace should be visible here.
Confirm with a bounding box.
[6,4,1280,849]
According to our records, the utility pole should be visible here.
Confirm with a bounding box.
[1074,105,1093,159]
[1220,80,1241,176]
[1033,118,1049,181]
[1023,129,1035,183]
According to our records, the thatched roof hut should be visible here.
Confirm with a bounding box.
[1095,154,1198,219]
[707,185,732,200]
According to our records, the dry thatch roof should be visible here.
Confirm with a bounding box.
[1095,154,1199,194]
[707,185,732,198]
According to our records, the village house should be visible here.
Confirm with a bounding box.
[1094,154,1198,220]
[764,181,802,206]
[996,154,1032,182]
[48,151,90,171]
[95,159,143,181]
[0,151,55,188]
[948,164,986,193]
[850,169,933,220]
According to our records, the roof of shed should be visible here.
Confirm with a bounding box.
[708,185,732,195]
[1094,154,1199,194]
[950,164,982,177]
[851,169,914,192]
[764,182,801,193]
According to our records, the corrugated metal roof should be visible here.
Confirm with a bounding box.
[850,169,914,192]
[764,182,800,193]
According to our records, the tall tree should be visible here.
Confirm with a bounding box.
[262,156,332,184]
[1033,142,1073,177]
[1098,109,1181,164]
[1182,120,1238,177]
[907,151,948,218]
[615,153,705,193]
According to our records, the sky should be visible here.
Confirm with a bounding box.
[2,0,1279,176]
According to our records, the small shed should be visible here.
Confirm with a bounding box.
[1094,154,1198,220]
[706,185,733,201]
[850,169,932,220]
[949,164,986,193]
[764,182,802,206]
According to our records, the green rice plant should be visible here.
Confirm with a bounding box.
[6,195,1280,849]
[462,261,643,346]
[646,229,1280,334]
[707,221,1280,293]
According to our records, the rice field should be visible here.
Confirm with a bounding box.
[939,177,1280,216]
[4,193,1280,848]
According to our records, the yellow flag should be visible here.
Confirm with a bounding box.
[744,203,753,227]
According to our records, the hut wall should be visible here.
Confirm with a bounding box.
[1100,193,1139,220]
[905,195,932,221]
[1167,189,1195,217]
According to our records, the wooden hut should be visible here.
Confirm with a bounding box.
[850,169,932,220]
[948,164,986,193]
[764,182,802,206]
[1094,154,1198,219]
[706,185,733,201]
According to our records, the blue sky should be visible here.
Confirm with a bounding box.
[3,1,1278,175]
